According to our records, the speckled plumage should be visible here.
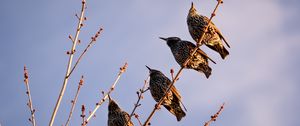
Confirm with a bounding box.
[146,66,186,121]
[108,97,134,126]
[160,37,214,78]
[187,2,230,59]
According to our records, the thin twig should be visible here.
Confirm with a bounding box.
[67,27,103,78]
[49,1,86,126]
[142,1,224,125]
[83,62,128,125]
[64,76,84,126]
[170,68,187,111]
[204,103,225,126]
[130,76,150,117]
[23,66,36,126]
[80,105,86,126]
[170,69,175,81]
[134,113,143,126]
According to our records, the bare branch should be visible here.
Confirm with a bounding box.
[68,35,74,43]
[64,76,84,126]
[204,103,225,126]
[142,0,224,125]
[49,0,86,125]
[134,113,143,126]
[130,76,150,117]
[80,105,86,126]
[170,69,175,80]
[83,62,128,125]
[23,66,37,126]
[67,27,104,78]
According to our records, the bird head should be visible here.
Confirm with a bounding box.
[145,65,162,76]
[108,95,121,112]
[189,2,198,16]
[159,37,181,47]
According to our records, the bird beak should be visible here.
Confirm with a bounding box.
[145,65,152,71]
[108,94,111,101]
[191,2,195,8]
[159,37,167,41]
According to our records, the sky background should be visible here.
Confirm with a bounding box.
[1,0,300,126]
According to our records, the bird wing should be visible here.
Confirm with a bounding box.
[196,48,216,64]
[186,41,216,64]
[166,77,182,100]
[171,86,181,100]
[202,15,230,48]
[212,23,230,48]
[166,77,188,112]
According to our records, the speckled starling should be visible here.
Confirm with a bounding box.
[160,37,215,78]
[146,66,186,121]
[108,96,134,126]
[187,2,230,59]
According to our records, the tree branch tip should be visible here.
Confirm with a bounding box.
[221,103,225,108]
[81,105,85,111]
[79,76,84,86]
[120,62,128,72]
[68,35,73,39]
[170,68,174,74]
[134,113,139,117]
[24,68,29,79]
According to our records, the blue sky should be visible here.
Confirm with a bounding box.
[1,0,300,126]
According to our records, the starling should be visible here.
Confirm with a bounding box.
[146,66,186,121]
[108,95,134,126]
[160,37,215,78]
[187,2,230,59]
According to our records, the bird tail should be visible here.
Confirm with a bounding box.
[164,104,186,121]
[196,65,212,79]
[207,44,229,59]
[174,106,186,121]
[219,46,229,59]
